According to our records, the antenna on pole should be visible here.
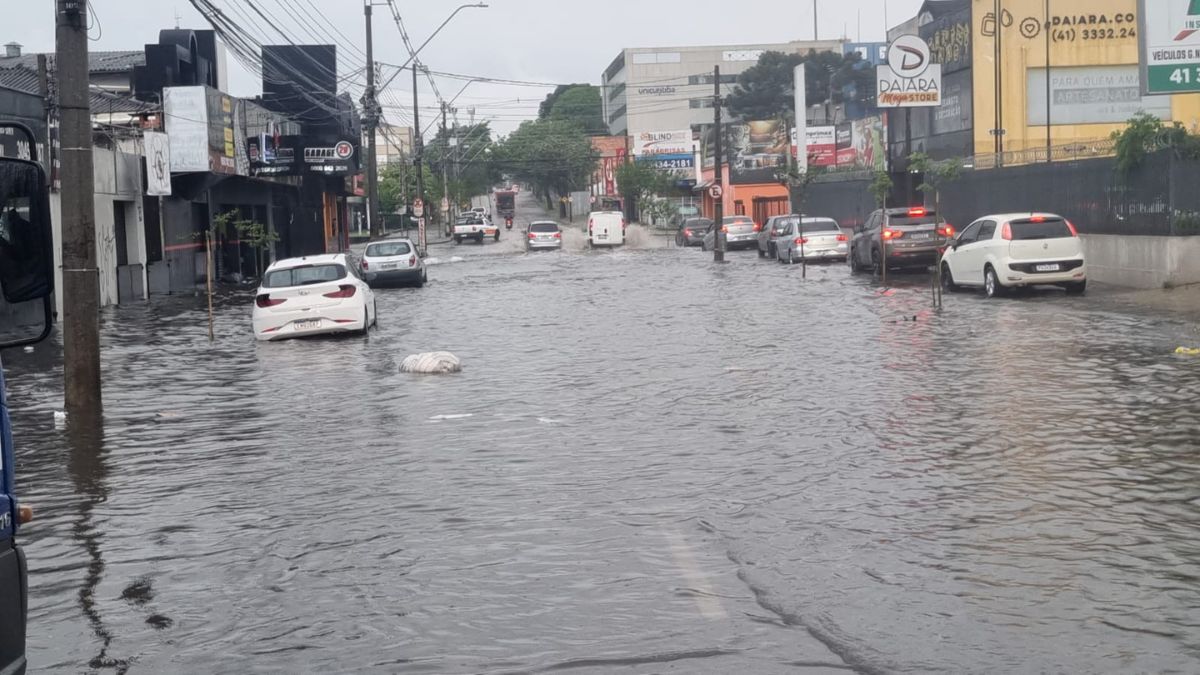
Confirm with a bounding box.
[174,7,182,29]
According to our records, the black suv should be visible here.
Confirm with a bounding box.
[849,207,955,273]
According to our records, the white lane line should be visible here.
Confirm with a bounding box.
[664,528,729,620]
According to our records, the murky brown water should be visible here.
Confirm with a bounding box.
[4,194,1200,673]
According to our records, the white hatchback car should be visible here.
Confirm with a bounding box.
[361,238,426,287]
[252,253,377,341]
[940,213,1087,297]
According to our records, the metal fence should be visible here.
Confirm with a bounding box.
[972,139,1116,170]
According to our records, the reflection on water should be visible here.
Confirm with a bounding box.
[4,236,1200,673]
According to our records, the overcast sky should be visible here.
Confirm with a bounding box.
[8,0,924,134]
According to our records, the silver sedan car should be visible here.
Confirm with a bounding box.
[701,215,758,252]
[777,218,849,264]
[526,221,563,250]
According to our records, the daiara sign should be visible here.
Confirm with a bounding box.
[876,35,942,107]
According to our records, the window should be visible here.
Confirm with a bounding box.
[529,223,559,233]
[608,104,627,123]
[604,53,626,82]
[689,98,714,109]
[977,221,997,241]
[366,241,412,257]
[607,82,626,101]
[723,49,765,62]
[800,219,842,233]
[632,51,680,65]
[1009,219,1074,240]
[263,264,347,289]
[734,201,746,216]
[688,74,739,86]
[957,221,983,245]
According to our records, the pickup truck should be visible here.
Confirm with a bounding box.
[452,216,499,244]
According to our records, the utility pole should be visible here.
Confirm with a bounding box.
[364,1,383,237]
[56,0,102,416]
[441,101,450,229]
[1044,0,1052,163]
[712,66,725,264]
[413,65,426,253]
[813,0,819,40]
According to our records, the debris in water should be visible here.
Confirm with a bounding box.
[401,352,462,374]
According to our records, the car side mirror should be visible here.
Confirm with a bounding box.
[0,150,55,349]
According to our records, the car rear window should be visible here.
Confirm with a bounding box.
[889,216,942,227]
[530,223,559,233]
[1009,219,1073,240]
[264,264,346,289]
[724,216,753,224]
[366,242,412,257]
[685,219,712,229]
[800,220,840,232]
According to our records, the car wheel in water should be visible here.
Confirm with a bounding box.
[701,241,707,252]
[1065,280,1087,295]
[941,264,960,293]
[787,248,797,265]
[454,236,461,245]
[871,249,883,276]
[415,271,426,288]
[372,300,379,327]
[758,245,765,258]
[984,266,1004,298]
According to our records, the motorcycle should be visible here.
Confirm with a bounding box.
[505,217,513,231]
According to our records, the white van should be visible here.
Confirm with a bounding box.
[588,211,626,247]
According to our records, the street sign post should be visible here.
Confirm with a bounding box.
[1140,0,1200,95]
[708,184,723,200]
[413,198,425,218]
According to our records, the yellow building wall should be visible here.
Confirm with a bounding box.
[971,0,1200,156]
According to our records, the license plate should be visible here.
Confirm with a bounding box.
[908,232,933,240]
[380,263,398,270]
[294,319,320,331]
[1036,264,1061,272]
[597,235,608,240]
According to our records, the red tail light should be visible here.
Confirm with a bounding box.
[794,237,809,245]
[1066,220,1078,236]
[836,234,848,242]
[908,207,927,217]
[1030,215,1046,222]
[684,229,692,236]
[528,232,538,239]
[408,256,417,267]
[721,225,729,233]
[323,285,357,299]
[1001,223,1013,240]
[256,294,285,308]
[361,259,369,270]
[937,224,956,238]
[882,229,903,241]
[753,223,762,232]
[553,232,562,239]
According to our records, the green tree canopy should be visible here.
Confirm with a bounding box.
[426,122,500,202]
[726,50,875,121]
[546,85,605,135]
[493,119,598,198]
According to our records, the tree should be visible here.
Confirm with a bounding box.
[1111,112,1200,176]
[378,160,436,216]
[615,161,672,221]
[493,119,598,201]
[426,122,500,206]
[214,210,277,279]
[725,50,876,121]
[908,152,962,215]
[869,170,893,209]
[547,85,605,135]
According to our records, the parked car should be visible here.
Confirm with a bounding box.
[676,218,712,247]
[252,253,377,341]
[702,215,758,252]
[527,221,563,250]
[849,207,955,273]
[361,238,426,287]
[757,214,800,259]
[941,213,1087,297]
[588,211,626,247]
[777,217,848,264]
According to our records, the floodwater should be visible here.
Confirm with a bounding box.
[5,194,1200,673]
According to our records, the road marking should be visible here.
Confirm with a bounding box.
[663,528,728,620]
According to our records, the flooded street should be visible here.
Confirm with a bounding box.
[5,197,1200,673]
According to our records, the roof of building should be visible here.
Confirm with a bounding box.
[0,65,155,115]
[0,66,38,95]
[0,50,145,74]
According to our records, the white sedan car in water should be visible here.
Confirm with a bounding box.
[940,213,1087,297]
[252,253,377,341]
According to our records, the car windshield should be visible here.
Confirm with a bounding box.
[799,220,841,233]
[365,242,412,257]
[1010,219,1073,240]
[530,223,559,233]
[263,263,346,289]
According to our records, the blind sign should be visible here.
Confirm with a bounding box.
[876,35,943,107]
[1140,0,1200,94]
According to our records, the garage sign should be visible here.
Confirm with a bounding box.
[876,35,943,108]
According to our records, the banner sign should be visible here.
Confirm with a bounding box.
[876,35,943,107]
[143,131,172,196]
[1140,0,1200,94]
[791,126,837,167]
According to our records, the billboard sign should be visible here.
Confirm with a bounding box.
[143,131,172,196]
[791,126,837,167]
[633,129,696,181]
[727,120,789,185]
[835,126,855,165]
[852,116,888,172]
[1140,0,1200,94]
[877,35,943,107]
[164,86,209,173]
[1029,65,1172,125]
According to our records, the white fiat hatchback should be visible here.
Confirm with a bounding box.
[252,253,377,341]
[941,213,1087,298]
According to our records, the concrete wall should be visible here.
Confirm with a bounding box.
[1081,235,1200,289]
[92,148,146,306]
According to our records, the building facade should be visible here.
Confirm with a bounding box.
[375,123,413,167]
[600,40,845,138]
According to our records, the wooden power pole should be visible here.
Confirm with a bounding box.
[712,66,725,264]
[56,0,102,415]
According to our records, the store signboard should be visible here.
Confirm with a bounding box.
[1140,0,1200,94]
